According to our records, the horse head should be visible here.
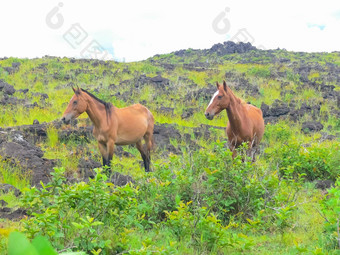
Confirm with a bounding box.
[205,80,231,120]
[61,87,88,124]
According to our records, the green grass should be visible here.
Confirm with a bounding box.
[0,49,340,254]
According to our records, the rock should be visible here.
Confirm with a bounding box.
[150,75,170,87]
[11,62,21,68]
[153,124,182,151]
[120,74,170,91]
[32,92,49,101]
[260,103,270,117]
[261,100,289,119]
[301,121,324,133]
[110,172,134,186]
[0,200,8,207]
[315,180,334,190]
[209,41,257,56]
[0,184,21,197]
[17,88,29,94]
[3,67,16,74]
[181,108,195,119]
[0,80,15,95]
[0,207,26,220]
[0,131,55,187]
[78,158,102,179]
[185,86,216,101]
[158,106,174,115]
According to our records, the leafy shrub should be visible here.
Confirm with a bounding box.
[200,142,268,222]
[275,141,340,181]
[21,167,139,254]
[248,66,271,78]
[321,179,340,250]
[263,122,292,143]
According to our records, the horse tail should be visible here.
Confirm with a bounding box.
[146,108,156,151]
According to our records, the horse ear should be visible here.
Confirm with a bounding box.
[73,87,80,95]
[223,80,228,92]
[216,81,219,89]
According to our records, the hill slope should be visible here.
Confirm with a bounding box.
[0,42,339,254]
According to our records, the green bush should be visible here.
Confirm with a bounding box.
[21,167,138,254]
[248,66,271,78]
[275,141,340,181]
[321,179,340,250]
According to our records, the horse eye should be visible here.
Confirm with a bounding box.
[73,100,78,105]
[218,95,223,99]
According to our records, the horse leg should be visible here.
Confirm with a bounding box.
[98,141,113,175]
[98,142,108,166]
[228,140,237,159]
[136,140,149,172]
[106,139,115,174]
[249,135,259,162]
[144,131,153,171]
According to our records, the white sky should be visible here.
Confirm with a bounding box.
[0,0,339,62]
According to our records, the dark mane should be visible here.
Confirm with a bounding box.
[81,88,112,118]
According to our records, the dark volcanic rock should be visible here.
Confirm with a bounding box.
[110,172,134,186]
[32,92,49,101]
[120,74,170,90]
[315,180,334,190]
[0,207,26,220]
[11,62,21,68]
[0,131,55,187]
[301,121,324,133]
[261,100,289,119]
[181,108,195,119]
[0,80,16,95]
[78,158,102,179]
[0,184,21,197]
[185,86,216,101]
[150,75,170,87]
[153,124,182,154]
[209,41,257,56]
[158,106,174,115]
[0,200,8,207]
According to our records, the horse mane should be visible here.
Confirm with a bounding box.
[226,86,246,104]
[81,88,113,119]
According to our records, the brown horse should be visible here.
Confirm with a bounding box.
[62,88,154,172]
[205,81,264,160]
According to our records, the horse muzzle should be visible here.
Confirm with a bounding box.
[61,114,72,124]
[205,112,214,120]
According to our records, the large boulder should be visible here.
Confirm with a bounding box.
[0,131,55,187]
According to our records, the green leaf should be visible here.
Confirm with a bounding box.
[71,222,85,229]
[31,236,58,255]
[59,252,87,255]
[8,232,39,255]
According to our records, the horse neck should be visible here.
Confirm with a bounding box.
[225,90,244,129]
[84,95,109,129]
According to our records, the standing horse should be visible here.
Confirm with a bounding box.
[205,81,264,160]
[62,88,154,172]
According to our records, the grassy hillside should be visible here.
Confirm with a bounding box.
[0,42,340,254]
